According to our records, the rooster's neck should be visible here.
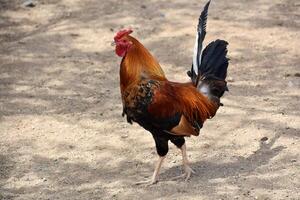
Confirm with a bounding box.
[119,38,167,91]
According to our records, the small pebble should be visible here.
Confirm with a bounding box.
[277,22,283,26]
[294,73,300,77]
[121,135,128,139]
[227,77,234,82]
[260,137,268,142]
[70,33,79,37]
[23,0,36,7]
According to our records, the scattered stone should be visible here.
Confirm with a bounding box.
[159,13,165,18]
[227,77,234,82]
[277,22,283,26]
[23,0,36,7]
[260,136,268,142]
[70,33,80,37]
[291,159,297,163]
[121,134,128,139]
[294,72,300,77]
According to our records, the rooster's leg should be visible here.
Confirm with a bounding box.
[180,143,195,181]
[171,143,195,181]
[151,156,165,183]
[135,156,165,186]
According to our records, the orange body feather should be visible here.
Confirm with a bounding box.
[148,81,217,123]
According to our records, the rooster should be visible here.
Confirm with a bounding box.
[113,0,229,185]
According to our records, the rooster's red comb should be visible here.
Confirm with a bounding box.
[114,29,133,40]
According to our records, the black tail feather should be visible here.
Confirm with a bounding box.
[197,39,229,101]
[199,39,229,81]
[187,1,229,103]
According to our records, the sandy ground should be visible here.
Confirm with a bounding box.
[0,0,299,199]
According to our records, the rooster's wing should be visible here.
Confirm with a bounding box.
[122,79,215,136]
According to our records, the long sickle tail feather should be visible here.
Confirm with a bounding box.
[188,0,211,85]
[188,0,229,105]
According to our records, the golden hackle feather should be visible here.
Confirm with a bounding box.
[120,35,166,93]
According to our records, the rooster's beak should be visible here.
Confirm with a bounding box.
[111,41,116,46]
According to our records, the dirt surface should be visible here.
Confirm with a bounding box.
[0,0,299,199]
